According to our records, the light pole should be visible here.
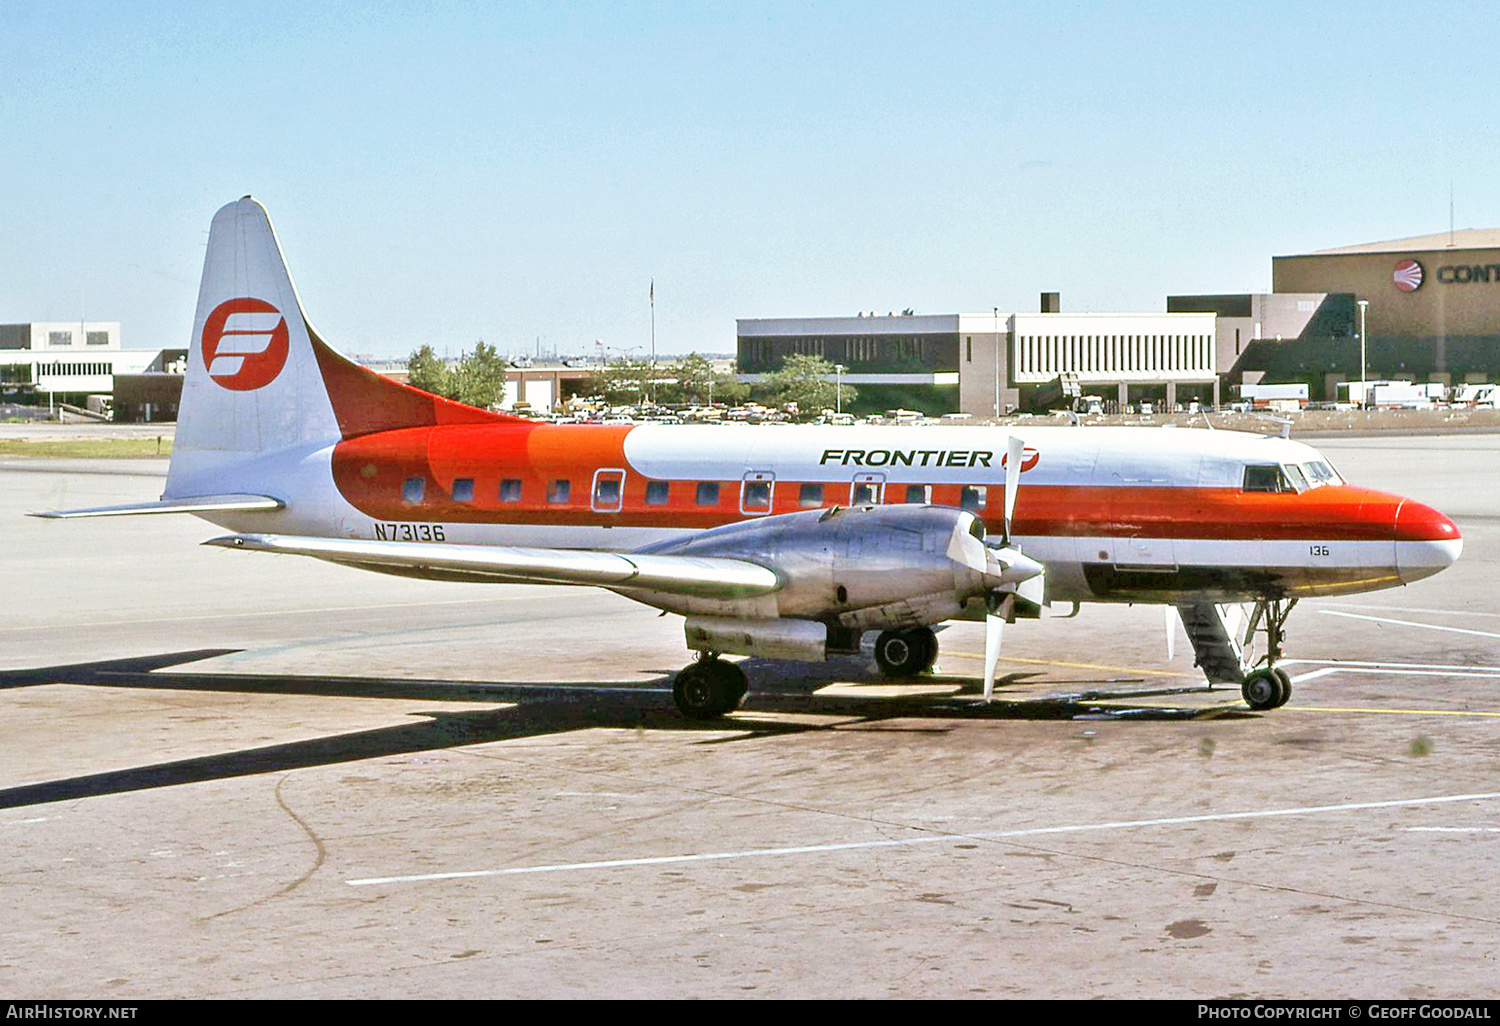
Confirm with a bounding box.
[834,364,846,414]
[993,306,1001,419]
[1357,299,1369,408]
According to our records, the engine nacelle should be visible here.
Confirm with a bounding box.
[621,504,1031,632]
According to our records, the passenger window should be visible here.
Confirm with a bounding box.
[402,477,425,504]
[695,482,720,506]
[451,478,474,503]
[499,479,522,503]
[1243,465,1288,493]
[904,484,930,504]
[548,479,571,504]
[594,478,620,505]
[960,485,986,511]
[852,483,879,505]
[645,481,670,506]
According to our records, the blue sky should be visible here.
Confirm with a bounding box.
[3,2,1496,359]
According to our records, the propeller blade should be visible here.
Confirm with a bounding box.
[983,612,1004,702]
[1003,435,1024,543]
[982,593,1016,702]
[1165,605,1176,662]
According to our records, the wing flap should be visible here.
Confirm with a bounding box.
[29,494,284,519]
[204,533,782,598]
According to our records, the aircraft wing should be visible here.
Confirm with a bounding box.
[30,494,285,519]
[203,533,783,599]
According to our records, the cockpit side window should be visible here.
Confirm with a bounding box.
[1281,463,1309,492]
[1243,464,1289,493]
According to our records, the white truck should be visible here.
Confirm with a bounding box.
[1239,383,1309,409]
[1452,383,1499,408]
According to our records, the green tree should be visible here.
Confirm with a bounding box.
[763,354,856,419]
[449,340,509,409]
[406,344,450,396]
[665,353,747,406]
[582,359,651,406]
[406,341,509,409]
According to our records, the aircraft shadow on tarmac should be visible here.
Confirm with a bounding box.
[0,648,1249,810]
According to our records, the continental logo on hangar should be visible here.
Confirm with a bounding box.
[1393,259,1424,293]
[1396,256,1500,290]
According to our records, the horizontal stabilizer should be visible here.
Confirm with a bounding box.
[29,494,284,519]
[204,533,783,598]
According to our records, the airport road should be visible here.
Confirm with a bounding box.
[1,434,1498,999]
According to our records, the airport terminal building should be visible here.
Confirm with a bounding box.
[738,304,1219,416]
[0,322,157,407]
[741,230,1500,413]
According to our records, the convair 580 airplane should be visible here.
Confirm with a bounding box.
[37,198,1462,718]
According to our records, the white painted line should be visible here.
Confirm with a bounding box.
[1287,667,1339,684]
[345,791,1500,887]
[0,594,551,634]
[1300,667,1500,680]
[1278,660,1500,678]
[1406,827,1500,834]
[1326,603,1500,621]
[1318,610,1500,640]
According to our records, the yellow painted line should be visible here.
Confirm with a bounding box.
[944,649,1187,679]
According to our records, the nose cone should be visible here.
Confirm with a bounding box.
[1395,499,1463,584]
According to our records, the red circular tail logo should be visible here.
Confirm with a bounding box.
[202,298,289,390]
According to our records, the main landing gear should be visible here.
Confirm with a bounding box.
[672,654,748,720]
[1240,598,1297,711]
[873,627,939,678]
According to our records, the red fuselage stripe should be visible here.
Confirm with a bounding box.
[327,425,1458,544]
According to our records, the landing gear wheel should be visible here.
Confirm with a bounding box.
[907,627,938,673]
[673,658,748,719]
[1270,667,1292,708]
[874,629,931,677]
[1241,667,1289,711]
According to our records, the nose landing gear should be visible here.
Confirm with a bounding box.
[1240,598,1296,710]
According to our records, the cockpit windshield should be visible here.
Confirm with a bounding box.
[1301,461,1341,487]
[1243,460,1343,494]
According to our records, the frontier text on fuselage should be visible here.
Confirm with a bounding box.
[819,449,994,468]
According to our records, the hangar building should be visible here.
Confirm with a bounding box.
[1271,230,1500,386]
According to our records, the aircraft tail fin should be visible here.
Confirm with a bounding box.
[165,196,517,501]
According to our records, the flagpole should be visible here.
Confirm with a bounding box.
[649,278,656,403]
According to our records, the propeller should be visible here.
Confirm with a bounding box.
[980,435,1037,700]
[1165,605,1176,663]
[1002,434,1023,544]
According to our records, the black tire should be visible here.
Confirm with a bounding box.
[907,627,938,672]
[874,630,928,677]
[1270,667,1293,708]
[1241,668,1286,711]
[672,660,746,719]
[711,659,748,713]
